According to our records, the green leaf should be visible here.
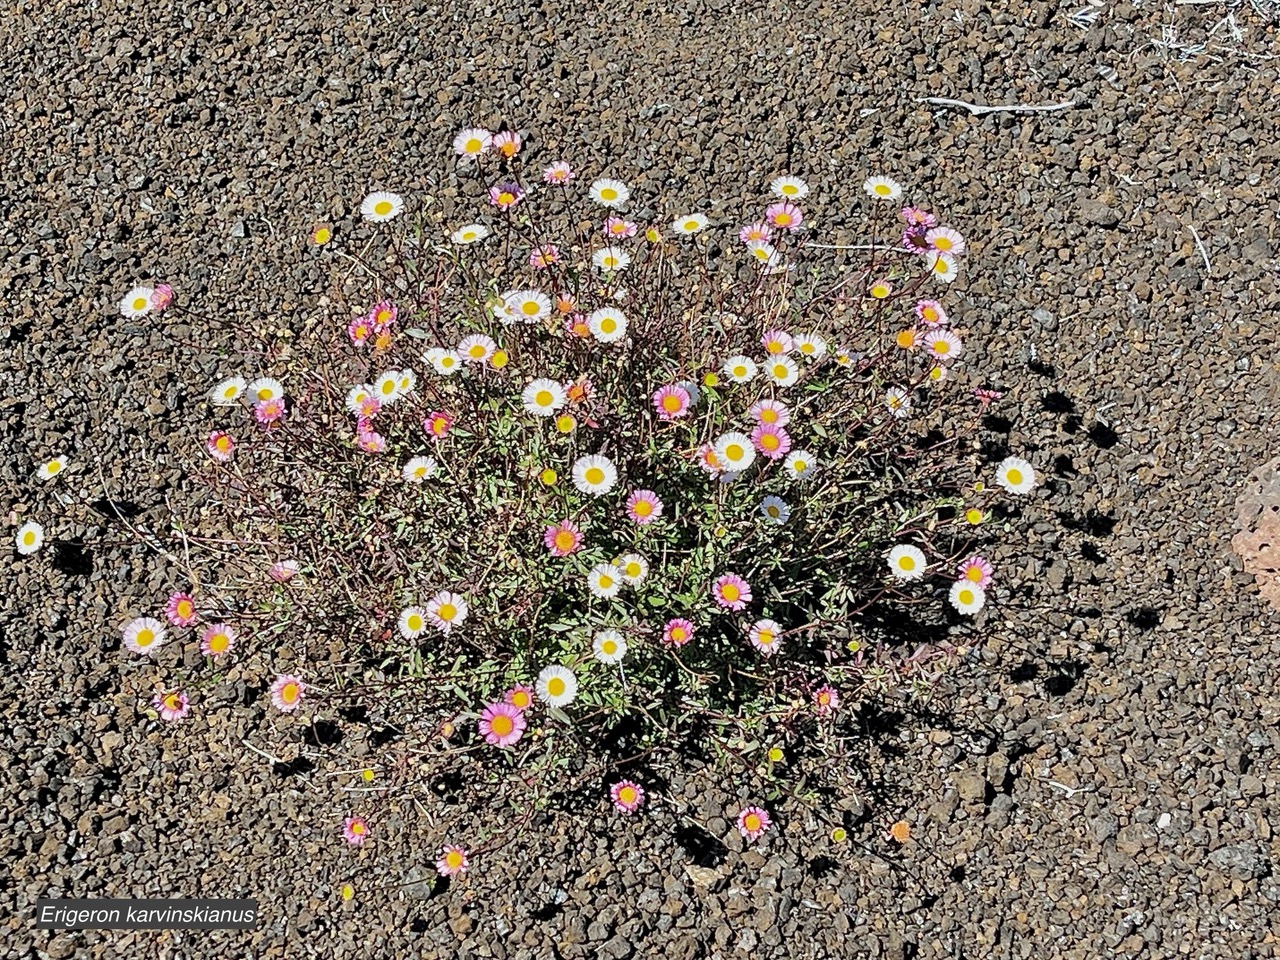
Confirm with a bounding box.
[405,327,431,339]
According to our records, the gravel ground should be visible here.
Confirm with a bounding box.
[5,1,1280,957]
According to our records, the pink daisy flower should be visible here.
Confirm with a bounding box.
[902,225,932,254]
[424,411,454,438]
[492,130,522,158]
[737,806,772,841]
[748,398,791,428]
[712,573,752,611]
[761,330,795,355]
[626,490,664,526]
[200,623,237,658]
[356,428,385,453]
[268,560,299,583]
[604,216,638,239]
[739,222,772,244]
[750,423,792,461]
[436,845,470,877]
[478,701,526,748]
[652,384,691,420]
[150,284,174,311]
[974,387,1004,404]
[611,780,645,814]
[206,430,235,463]
[695,444,723,476]
[488,182,525,210]
[925,226,966,256]
[748,619,783,657]
[270,674,306,712]
[165,591,198,627]
[925,329,963,361]
[152,689,190,722]
[543,161,575,185]
[369,301,398,332]
[765,201,804,231]
[529,244,561,269]
[663,618,694,647]
[900,206,937,228]
[915,300,949,327]
[813,684,840,716]
[544,519,583,557]
[347,316,373,345]
[357,396,382,419]
[254,398,285,425]
[342,816,370,846]
[957,555,994,588]
[504,684,536,712]
[565,314,590,339]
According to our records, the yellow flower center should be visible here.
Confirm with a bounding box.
[671,627,687,642]
[491,350,509,368]
[932,258,950,275]
[437,603,457,621]
[721,584,740,602]
[600,318,616,334]
[619,786,637,804]
[774,213,792,226]
[744,814,762,831]
[23,531,35,545]
[602,640,617,655]
[662,395,682,412]
[490,714,513,735]
[793,460,807,472]
[176,599,194,619]
[555,415,574,433]
[965,508,983,525]
[958,589,975,605]
[465,137,482,153]
[899,556,915,571]
[313,227,331,244]
[773,364,788,378]
[258,387,273,400]
[875,183,891,196]
[512,692,531,708]
[633,500,652,517]
[547,677,566,697]
[135,629,155,647]
[702,372,719,387]
[446,850,465,869]
[374,200,392,216]
[872,284,890,298]
[725,444,744,461]
[782,184,798,196]
[408,614,423,632]
[933,340,950,355]
[766,506,779,517]
[133,297,148,311]
[896,331,916,349]
[539,468,557,486]
[462,231,477,241]
[498,192,514,205]
[598,574,614,589]
[934,236,953,251]
[684,220,698,231]
[522,301,540,316]
[282,683,300,703]
[208,633,229,653]
[601,188,617,201]
[625,563,641,578]
[761,434,779,451]
[164,693,181,711]
[733,366,747,378]
[1006,468,1023,485]
[554,531,576,552]
[469,345,486,358]
[585,467,605,485]
[535,390,554,407]
[47,461,62,473]
[758,630,774,645]
[216,437,231,451]
[966,568,984,583]
[923,307,939,322]
[761,409,778,424]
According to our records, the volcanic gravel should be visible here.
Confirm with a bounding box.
[4,1,1280,958]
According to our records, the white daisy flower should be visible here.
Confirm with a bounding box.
[760,496,790,525]
[765,356,800,387]
[424,348,463,376]
[745,240,781,268]
[714,432,756,472]
[769,175,809,200]
[589,178,631,208]
[373,370,403,403]
[122,616,167,655]
[794,333,828,360]
[361,191,404,222]
[722,355,758,383]
[587,307,627,343]
[211,376,247,406]
[863,176,902,201]
[995,457,1037,495]
[572,454,618,496]
[522,378,568,417]
[749,618,784,657]
[677,381,702,407]
[588,563,623,599]
[782,450,816,479]
[37,456,68,481]
[403,456,438,482]
[398,605,428,639]
[949,581,986,615]
[593,629,627,664]
[119,286,155,318]
[672,213,709,235]
[592,246,632,273]
[426,591,468,634]
[451,223,490,245]
[926,251,960,283]
[504,289,551,323]
[886,387,911,419]
[536,664,578,706]
[617,553,649,585]
[247,377,284,403]
[345,384,374,415]
[887,544,927,581]
[16,521,44,555]
[396,369,417,395]
[458,334,497,363]
[452,127,493,157]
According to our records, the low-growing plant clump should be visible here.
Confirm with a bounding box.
[21,126,1040,878]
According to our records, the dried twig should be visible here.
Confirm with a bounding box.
[918,96,1079,117]
[1188,224,1213,276]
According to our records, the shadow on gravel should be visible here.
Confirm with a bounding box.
[1125,606,1162,631]
[52,540,93,577]
[674,821,727,868]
